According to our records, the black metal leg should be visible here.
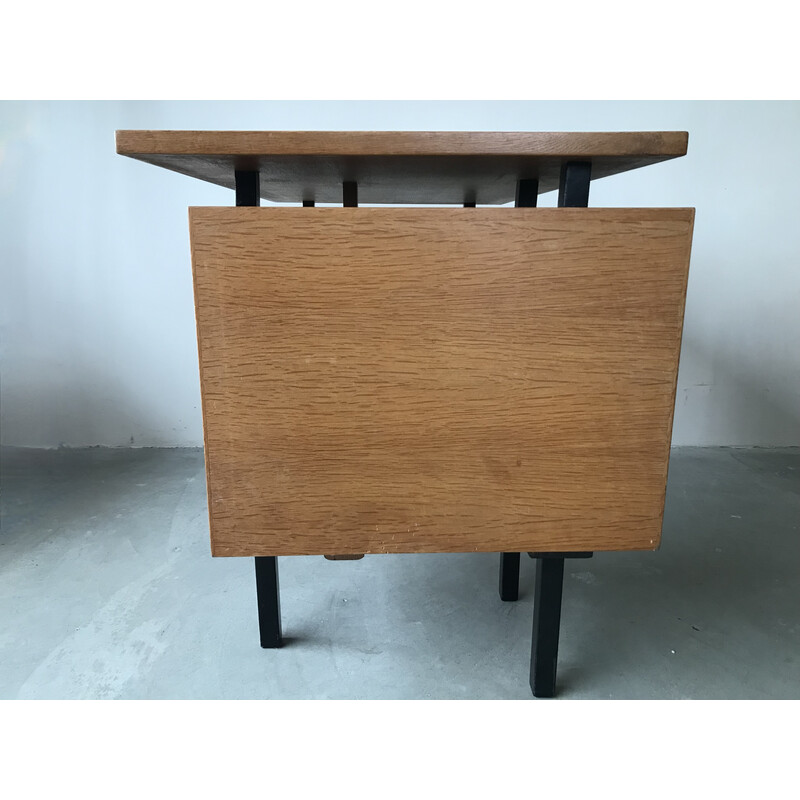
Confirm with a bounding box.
[530,556,564,697]
[255,556,283,648]
[234,172,283,650]
[499,552,521,601]
[494,180,540,603]
[234,173,281,650]
[302,199,315,207]
[524,165,591,697]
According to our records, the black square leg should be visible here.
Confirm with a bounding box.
[255,556,283,648]
[530,556,565,697]
[499,552,521,601]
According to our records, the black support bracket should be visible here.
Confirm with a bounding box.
[558,161,591,208]
[235,170,260,207]
[343,181,358,207]
[515,178,539,208]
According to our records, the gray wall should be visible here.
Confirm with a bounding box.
[1,101,798,447]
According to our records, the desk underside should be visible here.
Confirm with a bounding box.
[189,207,694,556]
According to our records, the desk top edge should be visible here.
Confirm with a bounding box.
[116,130,688,158]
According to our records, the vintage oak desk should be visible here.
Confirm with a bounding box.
[116,131,694,697]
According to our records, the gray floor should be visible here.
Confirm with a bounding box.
[1,446,798,699]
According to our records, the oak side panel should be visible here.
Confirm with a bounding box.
[189,208,694,557]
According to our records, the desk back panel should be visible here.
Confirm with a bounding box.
[188,208,694,557]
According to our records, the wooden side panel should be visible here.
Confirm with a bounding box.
[189,208,694,557]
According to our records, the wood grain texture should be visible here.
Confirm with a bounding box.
[117,130,688,205]
[189,208,694,557]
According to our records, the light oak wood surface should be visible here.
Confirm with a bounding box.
[189,208,694,557]
[117,130,688,205]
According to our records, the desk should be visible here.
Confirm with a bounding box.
[117,130,694,696]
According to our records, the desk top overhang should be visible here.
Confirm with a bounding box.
[115,130,688,205]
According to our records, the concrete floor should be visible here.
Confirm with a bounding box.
[1,446,798,699]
